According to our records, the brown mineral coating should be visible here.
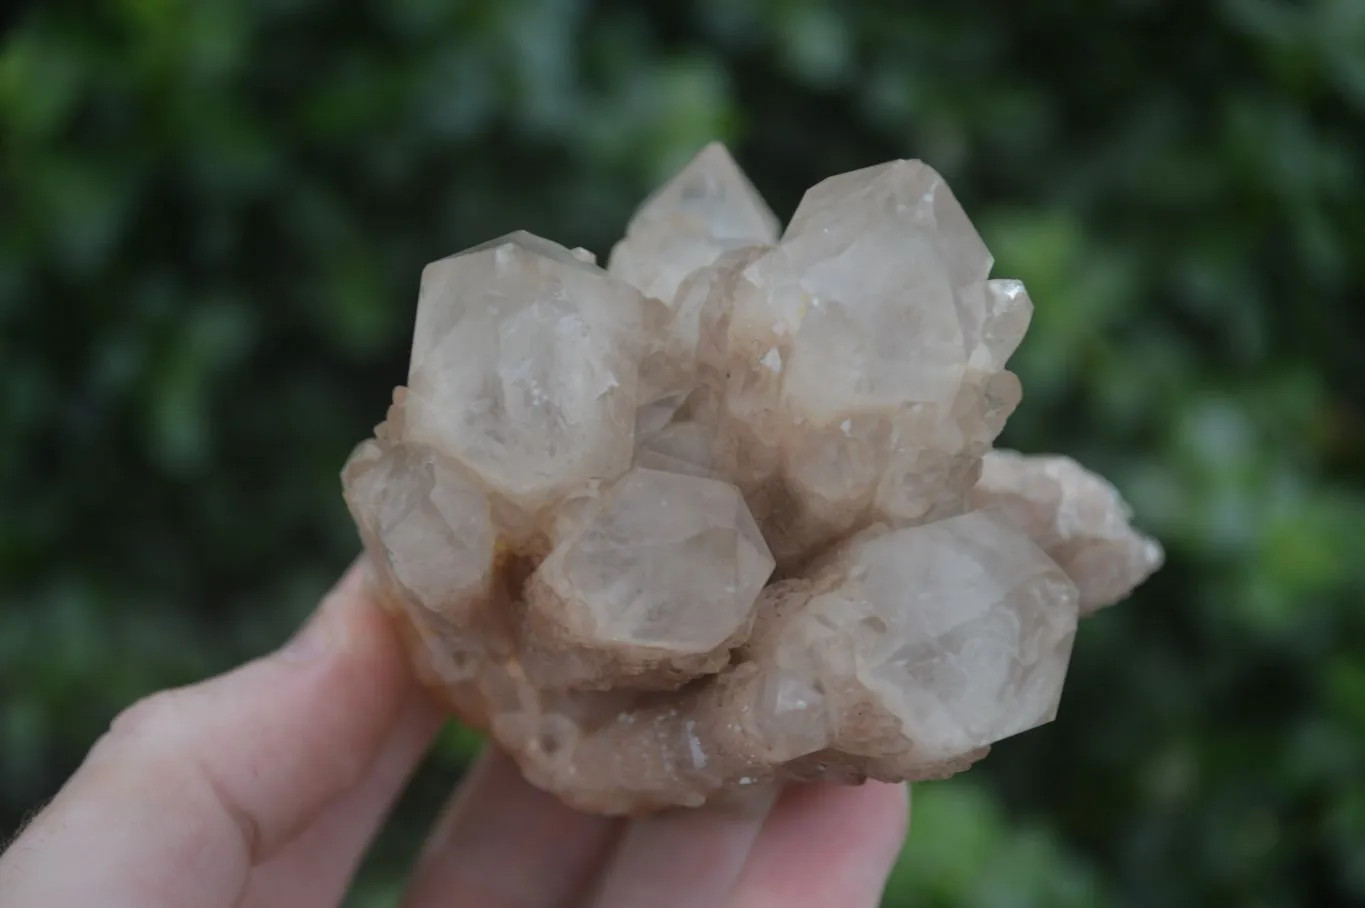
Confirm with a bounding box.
[362,519,1010,815]
[341,142,1162,815]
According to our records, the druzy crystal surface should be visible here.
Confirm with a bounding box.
[342,143,1163,814]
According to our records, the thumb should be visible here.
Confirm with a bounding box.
[0,561,420,908]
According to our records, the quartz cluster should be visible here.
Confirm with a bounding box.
[342,143,1163,814]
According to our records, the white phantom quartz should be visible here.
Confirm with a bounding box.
[342,143,1163,815]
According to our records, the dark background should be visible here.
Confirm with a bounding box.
[3,1,1364,906]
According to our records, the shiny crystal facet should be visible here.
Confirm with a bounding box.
[609,142,780,305]
[523,467,774,689]
[834,514,1077,761]
[342,439,494,616]
[405,231,645,515]
[778,161,989,414]
[727,513,1077,773]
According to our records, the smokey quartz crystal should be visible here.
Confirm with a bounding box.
[342,143,1163,814]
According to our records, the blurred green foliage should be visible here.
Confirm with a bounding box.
[2,0,1364,905]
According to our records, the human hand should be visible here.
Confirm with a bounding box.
[0,563,908,908]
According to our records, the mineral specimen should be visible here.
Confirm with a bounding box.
[342,143,1163,815]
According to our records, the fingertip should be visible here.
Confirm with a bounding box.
[588,780,778,908]
[869,780,912,846]
[282,558,386,661]
[727,781,910,908]
[401,747,621,908]
[786,781,909,872]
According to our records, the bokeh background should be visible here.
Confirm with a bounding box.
[3,1,1365,905]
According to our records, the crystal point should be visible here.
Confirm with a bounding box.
[973,450,1164,613]
[404,232,646,516]
[523,467,774,689]
[608,143,779,305]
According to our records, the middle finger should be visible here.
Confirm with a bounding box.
[401,748,622,908]
[585,786,779,908]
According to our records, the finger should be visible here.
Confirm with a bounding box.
[239,693,443,908]
[401,748,622,908]
[586,786,780,908]
[725,781,909,908]
[0,561,420,908]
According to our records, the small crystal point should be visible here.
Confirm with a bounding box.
[973,279,1034,370]
[608,142,780,305]
[784,159,992,289]
[630,142,779,243]
[342,439,496,615]
[973,450,1165,614]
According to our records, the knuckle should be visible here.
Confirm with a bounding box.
[105,688,191,748]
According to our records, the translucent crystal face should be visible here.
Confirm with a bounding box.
[405,232,645,512]
[342,440,495,614]
[837,514,1078,762]
[608,142,780,305]
[340,143,1161,815]
[540,468,774,651]
[974,279,1034,371]
[776,161,993,417]
[752,664,834,761]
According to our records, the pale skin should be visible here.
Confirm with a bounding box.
[0,562,909,908]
